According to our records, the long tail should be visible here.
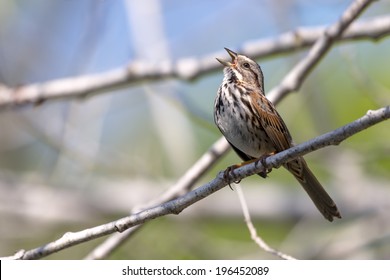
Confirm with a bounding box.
[284,157,341,222]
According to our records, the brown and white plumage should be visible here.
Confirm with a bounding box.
[214,48,341,222]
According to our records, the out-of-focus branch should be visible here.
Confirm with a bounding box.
[3,106,389,260]
[241,13,390,58]
[267,0,375,102]
[84,137,230,260]
[1,13,389,110]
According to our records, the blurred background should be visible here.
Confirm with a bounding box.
[0,0,389,259]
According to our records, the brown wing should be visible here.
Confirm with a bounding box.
[252,91,293,152]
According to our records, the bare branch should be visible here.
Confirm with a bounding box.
[84,137,229,260]
[267,0,375,102]
[241,14,390,58]
[2,106,388,260]
[0,13,389,110]
[236,185,296,260]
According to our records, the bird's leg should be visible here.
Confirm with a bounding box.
[223,158,259,189]
[223,152,276,188]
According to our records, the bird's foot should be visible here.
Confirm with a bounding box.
[256,153,274,178]
[223,165,241,190]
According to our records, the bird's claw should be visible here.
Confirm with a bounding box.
[257,155,272,178]
[223,165,241,190]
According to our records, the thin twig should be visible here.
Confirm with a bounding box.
[235,184,296,260]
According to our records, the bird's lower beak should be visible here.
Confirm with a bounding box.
[216,47,238,67]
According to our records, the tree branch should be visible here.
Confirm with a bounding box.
[84,137,230,260]
[0,13,388,110]
[267,0,375,102]
[3,106,388,260]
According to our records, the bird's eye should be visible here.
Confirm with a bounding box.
[243,62,250,69]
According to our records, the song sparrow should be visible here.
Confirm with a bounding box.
[214,48,341,222]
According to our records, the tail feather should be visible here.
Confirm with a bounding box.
[285,158,341,222]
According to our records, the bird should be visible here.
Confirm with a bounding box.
[214,48,341,222]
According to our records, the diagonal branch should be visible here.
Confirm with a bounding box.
[240,14,390,59]
[3,106,389,260]
[84,137,230,260]
[0,13,388,110]
[267,0,375,102]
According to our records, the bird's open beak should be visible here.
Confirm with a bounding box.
[216,48,238,67]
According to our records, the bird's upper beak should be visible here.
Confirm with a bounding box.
[216,48,238,67]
